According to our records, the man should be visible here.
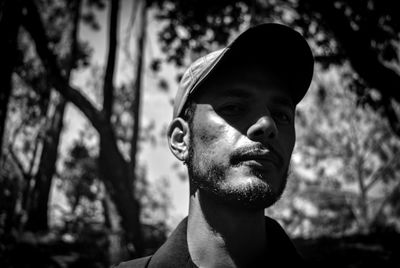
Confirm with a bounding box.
[117,23,314,267]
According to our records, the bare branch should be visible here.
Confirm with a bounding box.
[7,144,27,176]
[130,0,147,176]
[21,0,104,131]
[383,97,400,137]
[370,178,400,227]
[365,150,400,191]
[27,134,41,175]
[308,0,400,105]
[123,0,141,63]
[103,0,120,119]
[66,0,82,77]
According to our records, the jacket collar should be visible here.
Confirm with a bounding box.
[148,216,302,267]
[149,217,196,267]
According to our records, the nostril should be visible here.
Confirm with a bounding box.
[253,128,276,140]
[268,131,276,139]
[252,129,264,138]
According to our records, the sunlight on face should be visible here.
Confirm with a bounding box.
[187,60,295,210]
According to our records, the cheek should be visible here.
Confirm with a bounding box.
[194,119,225,147]
[192,113,233,154]
[197,124,219,145]
[279,127,296,158]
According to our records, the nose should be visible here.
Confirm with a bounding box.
[247,115,278,142]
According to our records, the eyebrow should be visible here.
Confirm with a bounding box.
[270,97,294,108]
[218,88,294,107]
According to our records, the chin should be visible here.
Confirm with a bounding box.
[229,168,282,193]
[189,157,288,210]
[202,178,282,210]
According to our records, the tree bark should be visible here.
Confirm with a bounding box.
[26,97,67,231]
[99,121,144,257]
[130,0,147,182]
[98,0,144,256]
[21,0,103,130]
[103,0,119,119]
[0,0,22,157]
[25,0,81,232]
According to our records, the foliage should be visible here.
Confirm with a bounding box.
[57,136,171,258]
[268,66,400,237]
[2,0,399,266]
[13,0,151,256]
[60,140,103,225]
[0,72,50,235]
[0,0,95,234]
[1,0,170,263]
[150,0,400,135]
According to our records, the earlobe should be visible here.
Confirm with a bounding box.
[167,118,190,162]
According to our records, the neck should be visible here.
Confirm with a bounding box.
[187,190,267,268]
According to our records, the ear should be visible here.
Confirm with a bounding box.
[167,118,190,162]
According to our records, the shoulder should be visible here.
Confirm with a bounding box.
[264,216,287,233]
[112,255,152,268]
[264,216,304,262]
[265,216,295,247]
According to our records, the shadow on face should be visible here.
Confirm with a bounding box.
[190,57,296,149]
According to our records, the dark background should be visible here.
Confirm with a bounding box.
[1,0,400,267]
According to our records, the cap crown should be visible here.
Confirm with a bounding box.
[173,49,227,118]
[172,23,314,119]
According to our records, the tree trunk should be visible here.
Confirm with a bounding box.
[130,0,147,181]
[22,0,144,255]
[26,96,67,231]
[99,122,144,257]
[99,0,144,256]
[25,0,81,232]
[0,0,22,156]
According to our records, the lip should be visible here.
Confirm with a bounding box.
[238,152,280,167]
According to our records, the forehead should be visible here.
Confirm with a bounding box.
[192,60,294,106]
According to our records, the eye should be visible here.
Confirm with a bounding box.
[272,111,293,124]
[218,102,246,116]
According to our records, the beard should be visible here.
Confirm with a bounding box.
[187,136,289,211]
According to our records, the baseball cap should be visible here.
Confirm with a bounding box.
[172,23,314,119]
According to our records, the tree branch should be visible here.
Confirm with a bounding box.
[28,132,41,175]
[66,0,82,77]
[383,97,400,136]
[308,0,400,104]
[130,0,147,177]
[365,150,400,191]
[7,144,27,176]
[21,0,104,131]
[370,177,400,227]
[123,0,141,63]
[103,0,120,119]
[0,0,23,155]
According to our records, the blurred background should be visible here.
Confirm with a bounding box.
[1,0,400,267]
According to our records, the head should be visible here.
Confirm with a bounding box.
[167,23,313,210]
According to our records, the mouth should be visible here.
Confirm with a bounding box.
[232,150,281,168]
[240,156,278,168]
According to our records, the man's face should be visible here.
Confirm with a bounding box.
[187,61,296,210]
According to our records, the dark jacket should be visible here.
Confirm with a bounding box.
[114,216,303,267]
